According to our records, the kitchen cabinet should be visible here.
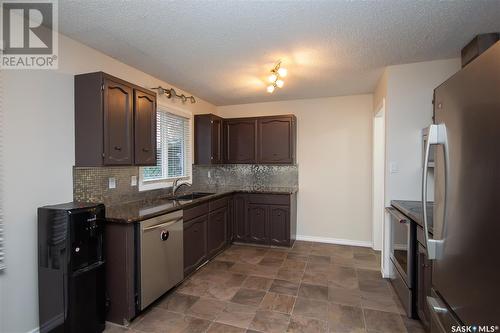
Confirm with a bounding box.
[207,207,227,257]
[75,72,157,166]
[194,114,223,164]
[247,204,269,244]
[194,114,296,165]
[269,206,290,246]
[134,90,157,165]
[224,119,257,163]
[257,116,296,164]
[103,79,133,165]
[183,214,208,277]
[232,193,296,247]
[233,194,248,242]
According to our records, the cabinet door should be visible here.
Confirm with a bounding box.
[247,204,269,245]
[183,215,208,277]
[257,117,295,164]
[227,197,234,244]
[417,244,432,330]
[211,118,223,164]
[207,207,227,258]
[224,119,257,163]
[134,90,156,165]
[269,206,290,246]
[233,195,247,242]
[103,79,133,165]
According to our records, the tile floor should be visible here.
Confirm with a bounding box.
[105,241,425,333]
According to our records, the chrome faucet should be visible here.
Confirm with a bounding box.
[172,178,191,197]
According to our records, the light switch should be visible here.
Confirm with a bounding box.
[108,177,116,189]
[389,162,399,174]
[131,175,138,186]
[208,171,211,178]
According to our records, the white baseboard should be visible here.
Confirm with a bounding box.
[296,235,373,248]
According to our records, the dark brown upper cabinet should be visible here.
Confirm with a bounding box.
[224,118,257,163]
[194,114,223,164]
[258,116,296,164]
[103,78,134,165]
[194,114,296,165]
[134,90,157,165]
[74,72,157,166]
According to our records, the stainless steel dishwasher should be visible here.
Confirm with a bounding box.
[138,210,183,310]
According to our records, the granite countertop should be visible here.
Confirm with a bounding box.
[391,200,434,234]
[105,186,298,224]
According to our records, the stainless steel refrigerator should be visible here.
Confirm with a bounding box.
[422,41,500,332]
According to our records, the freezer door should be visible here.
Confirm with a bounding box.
[432,41,500,324]
[428,289,460,333]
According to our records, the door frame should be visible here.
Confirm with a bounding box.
[372,100,386,252]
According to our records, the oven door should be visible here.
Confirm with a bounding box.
[386,207,415,288]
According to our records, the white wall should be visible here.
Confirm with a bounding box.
[384,58,460,201]
[217,95,374,245]
[374,58,461,276]
[1,34,215,333]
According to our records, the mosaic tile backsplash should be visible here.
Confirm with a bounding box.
[74,164,298,205]
[192,164,298,189]
[73,166,172,205]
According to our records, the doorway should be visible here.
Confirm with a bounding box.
[372,101,385,251]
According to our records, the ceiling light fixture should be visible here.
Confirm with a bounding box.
[266,60,287,93]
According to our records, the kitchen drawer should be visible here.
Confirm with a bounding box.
[184,203,209,221]
[209,196,228,212]
[390,261,414,318]
[246,194,289,205]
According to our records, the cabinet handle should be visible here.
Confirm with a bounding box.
[114,146,122,151]
[142,148,150,152]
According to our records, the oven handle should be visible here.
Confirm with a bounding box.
[385,207,409,224]
[422,124,448,260]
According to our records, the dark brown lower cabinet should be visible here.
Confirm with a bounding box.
[247,204,269,244]
[233,194,248,242]
[417,242,432,330]
[182,192,296,277]
[183,214,208,276]
[269,206,290,246]
[207,207,227,257]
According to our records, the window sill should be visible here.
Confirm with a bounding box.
[138,176,190,192]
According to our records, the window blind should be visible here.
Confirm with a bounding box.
[143,109,191,181]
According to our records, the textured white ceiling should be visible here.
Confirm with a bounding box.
[58,1,500,105]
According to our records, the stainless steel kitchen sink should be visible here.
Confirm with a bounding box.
[174,192,215,200]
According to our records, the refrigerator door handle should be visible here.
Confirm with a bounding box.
[422,124,448,260]
[427,296,449,333]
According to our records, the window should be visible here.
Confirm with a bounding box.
[140,107,191,190]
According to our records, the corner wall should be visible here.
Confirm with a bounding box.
[1,33,215,333]
[217,95,374,246]
[375,58,461,276]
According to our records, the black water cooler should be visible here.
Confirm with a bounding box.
[38,202,106,333]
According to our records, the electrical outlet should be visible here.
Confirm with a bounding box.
[131,175,138,186]
[108,177,116,189]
